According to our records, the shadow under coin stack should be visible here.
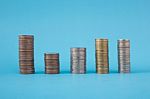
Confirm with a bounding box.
[118,39,130,73]
[19,35,35,74]
[95,39,109,74]
[44,53,60,74]
[71,48,86,74]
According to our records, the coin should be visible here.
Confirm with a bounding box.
[20,69,35,74]
[45,69,59,74]
[44,53,59,59]
[45,66,59,69]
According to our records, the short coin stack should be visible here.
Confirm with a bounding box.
[95,39,109,74]
[118,39,130,73]
[70,48,86,74]
[19,35,35,74]
[44,53,60,74]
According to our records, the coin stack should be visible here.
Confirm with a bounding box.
[95,39,109,74]
[44,53,60,74]
[19,35,35,74]
[70,48,86,74]
[118,39,130,73]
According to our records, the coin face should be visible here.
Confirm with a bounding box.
[118,39,130,73]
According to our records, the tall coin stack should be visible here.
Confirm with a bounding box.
[118,39,130,73]
[95,39,109,74]
[71,48,86,74]
[44,53,60,74]
[19,35,35,74]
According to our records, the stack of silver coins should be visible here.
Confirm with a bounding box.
[44,53,60,74]
[70,48,86,74]
[118,39,130,73]
[95,39,109,74]
[19,35,35,74]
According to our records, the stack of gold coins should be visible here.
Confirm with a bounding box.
[70,48,86,74]
[118,39,130,73]
[44,53,60,74]
[19,35,35,74]
[95,39,109,74]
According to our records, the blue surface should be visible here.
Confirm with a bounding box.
[0,0,150,99]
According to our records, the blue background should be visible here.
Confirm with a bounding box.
[0,0,150,99]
